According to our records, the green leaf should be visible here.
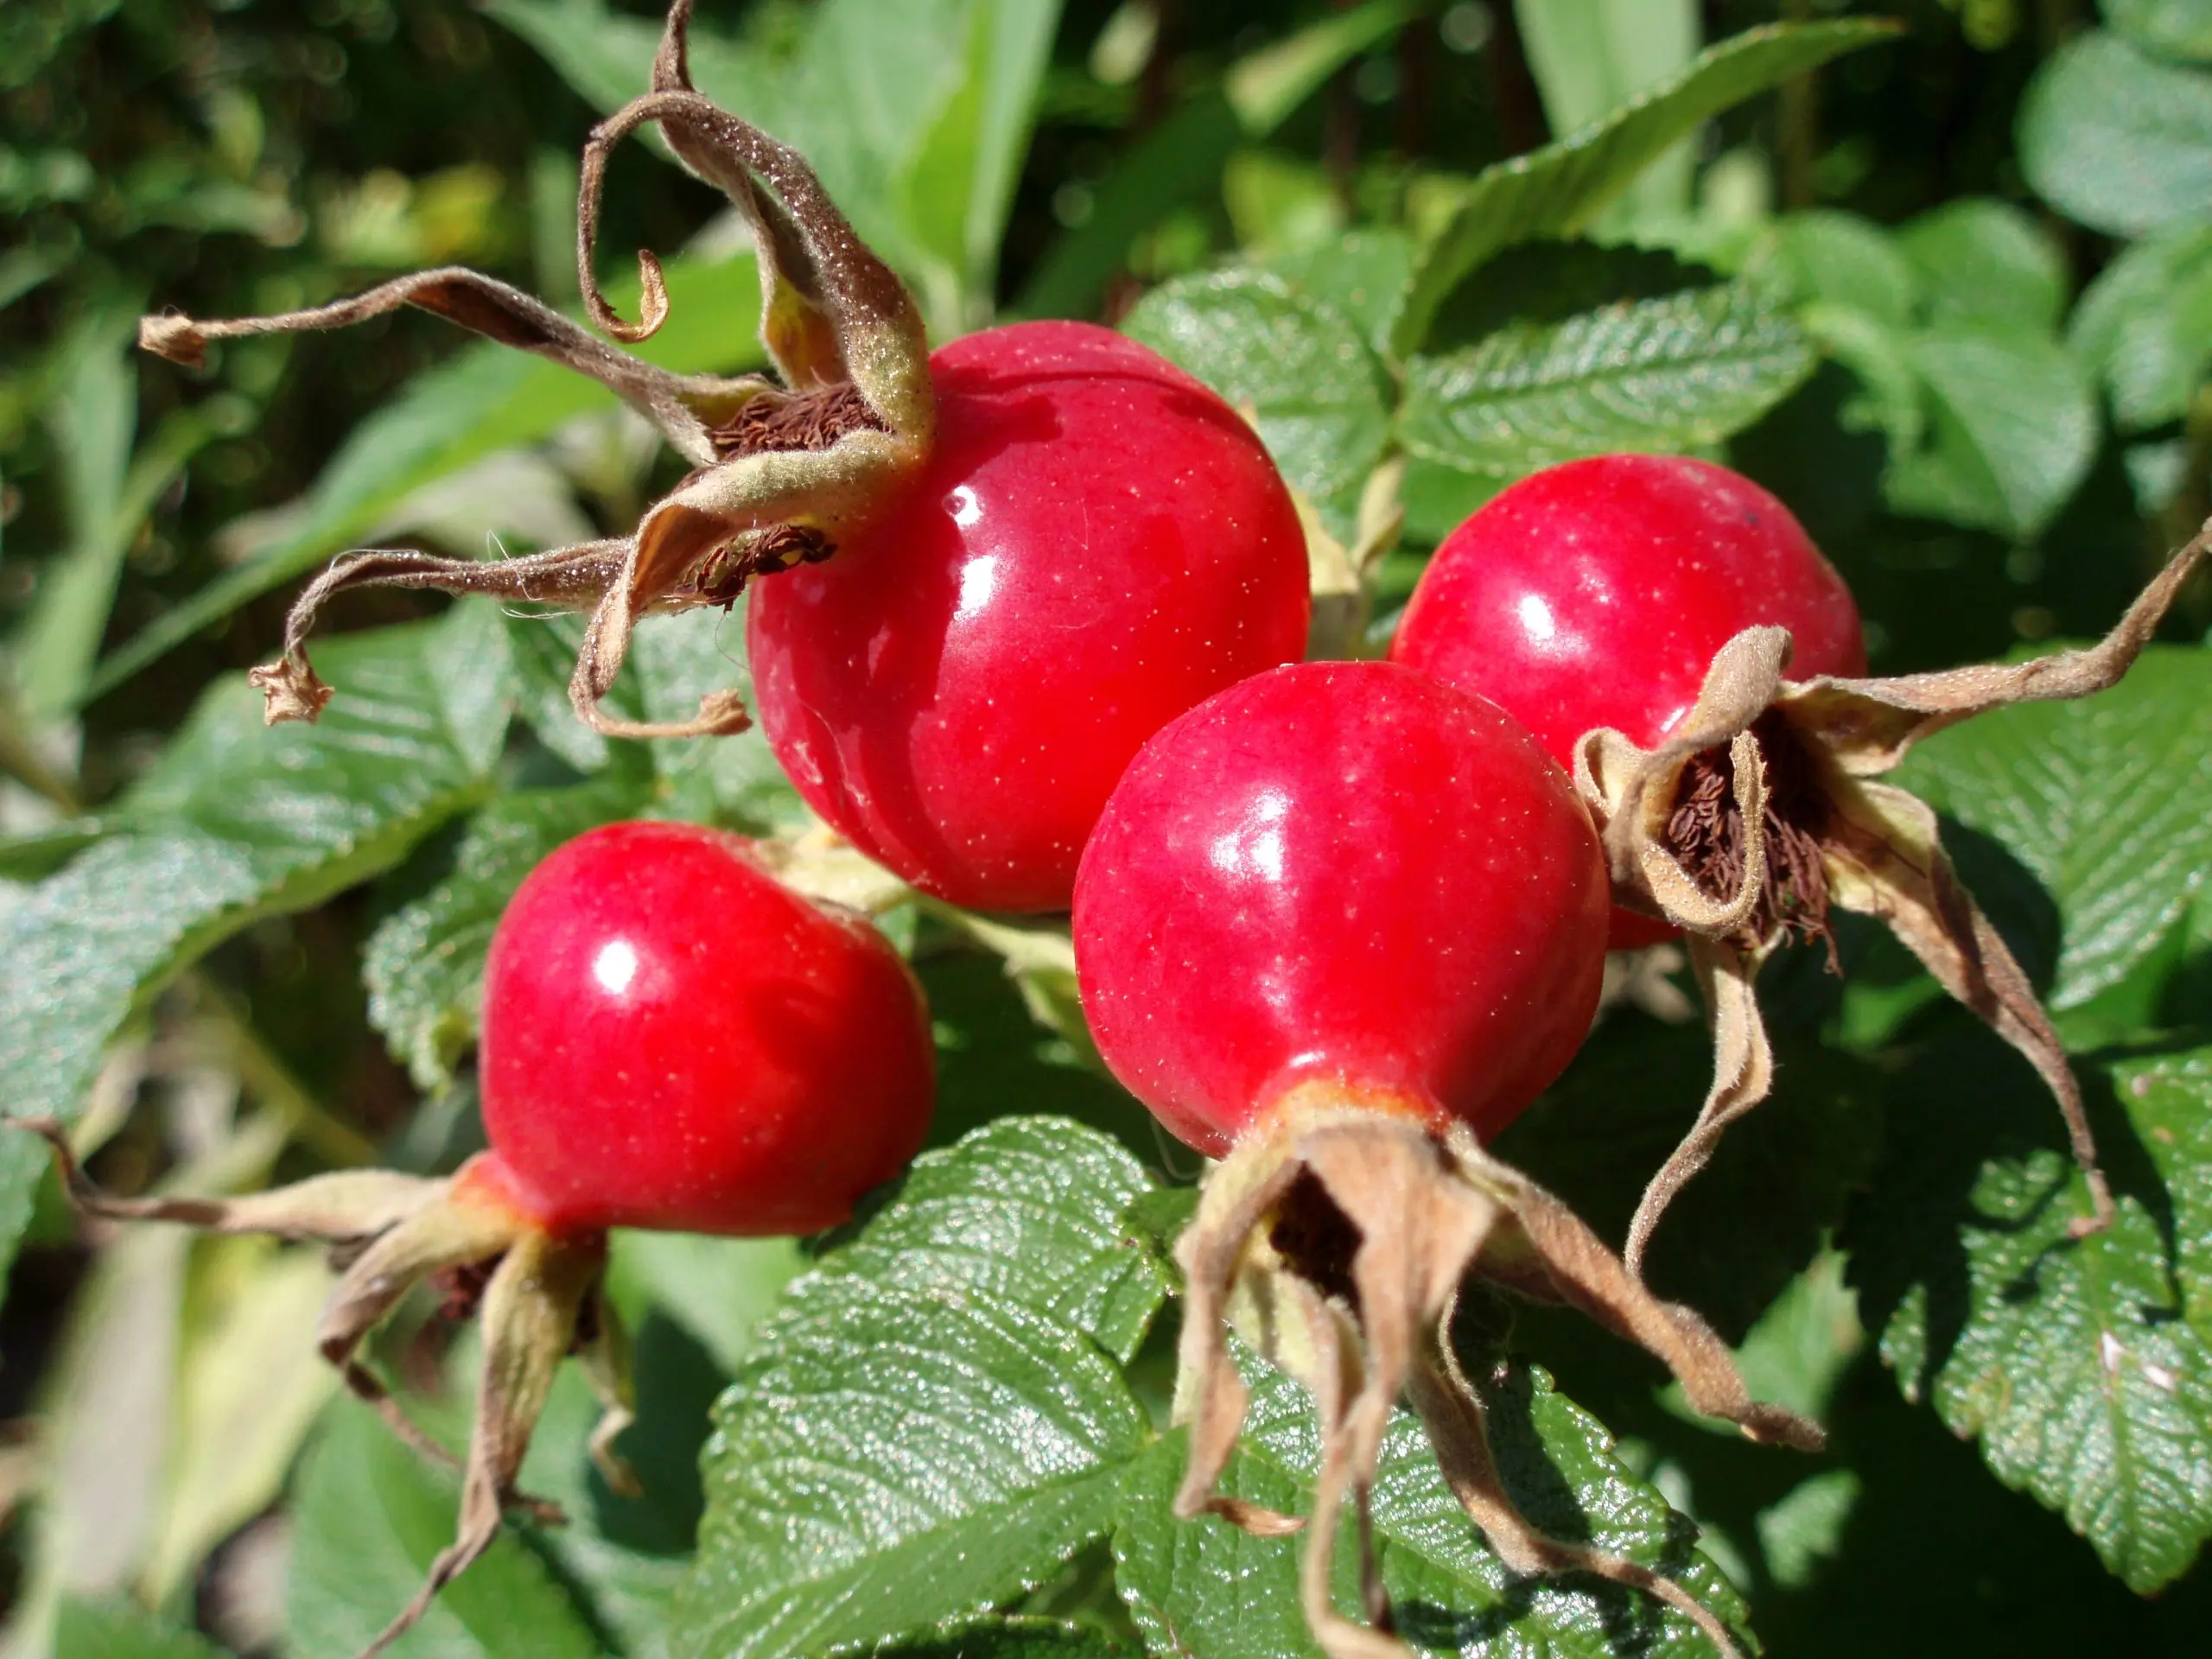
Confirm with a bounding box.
[1513,0,1701,233]
[1881,325,2099,540]
[86,253,762,702]
[53,1599,227,1659]
[1122,270,1391,515]
[1845,1026,2212,1592]
[672,1118,1166,1659]
[1268,229,1416,357]
[1896,646,2212,1011]
[2019,30,2212,238]
[610,1230,806,1376]
[2104,0,2212,64]
[1895,199,2069,334]
[1113,1351,1751,1656]
[2069,220,2212,431]
[285,1404,601,1659]
[1392,19,1898,356]
[1762,209,1919,325]
[1398,277,1815,487]
[815,1116,1170,1365]
[0,608,507,1283]
[1015,3,1411,321]
[365,779,646,1090]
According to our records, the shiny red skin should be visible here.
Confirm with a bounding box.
[478,822,933,1237]
[1072,661,1610,1158]
[750,320,1310,914]
[1389,454,1866,950]
[1392,454,1865,756]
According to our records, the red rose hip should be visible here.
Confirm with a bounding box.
[1074,659,1814,1659]
[480,820,933,1236]
[751,320,1310,913]
[1075,659,1608,1154]
[1391,454,1866,761]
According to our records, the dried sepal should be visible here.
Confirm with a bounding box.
[1169,1090,1816,1659]
[16,1122,613,1659]
[141,0,933,741]
[1573,524,2209,1265]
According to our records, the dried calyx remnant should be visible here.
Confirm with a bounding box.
[138,0,932,740]
[18,1121,631,1659]
[1174,1087,1821,1659]
[1576,522,2212,1278]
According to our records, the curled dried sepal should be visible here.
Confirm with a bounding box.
[14,1118,631,1659]
[1577,522,2211,1269]
[141,0,931,740]
[1169,1091,1817,1659]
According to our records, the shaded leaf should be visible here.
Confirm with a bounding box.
[873,1618,1141,1658]
[1393,20,1897,355]
[1761,210,1917,326]
[2018,30,2212,238]
[1399,278,1814,486]
[610,1231,806,1378]
[285,1405,601,1659]
[1497,1014,1882,1344]
[1896,645,2212,1010]
[1845,1025,2212,1592]
[1122,269,1390,514]
[365,779,647,1090]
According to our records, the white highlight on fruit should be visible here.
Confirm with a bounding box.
[1211,788,1290,884]
[957,553,1000,620]
[949,484,982,528]
[594,939,639,996]
[1517,591,1558,645]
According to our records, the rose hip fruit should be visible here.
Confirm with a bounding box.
[480,820,933,1236]
[1392,454,1866,760]
[1072,659,1814,1659]
[750,320,1310,913]
[24,820,932,1658]
[1075,659,1608,1154]
[1391,454,1864,949]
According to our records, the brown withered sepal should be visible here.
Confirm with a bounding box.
[1574,522,2211,1276]
[141,0,933,741]
[1172,1089,1821,1659]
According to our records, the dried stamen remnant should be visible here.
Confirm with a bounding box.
[710,382,885,457]
[1666,710,1839,969]
[137,0,932,741]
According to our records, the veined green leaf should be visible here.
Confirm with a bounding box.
[1895,199,2069,334]
[1393,19,1898,356]
[1113,1351,1751,1656]
[1897,645,2212,1011]
[53,1599,227,1659]
[1882,324,2099,541]
[1847,1027,2212,1592]
[1122,270,1391,516]
[1399,278,1814,480]
[1016,3,1411,321]
[671,1119,1167,1659]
